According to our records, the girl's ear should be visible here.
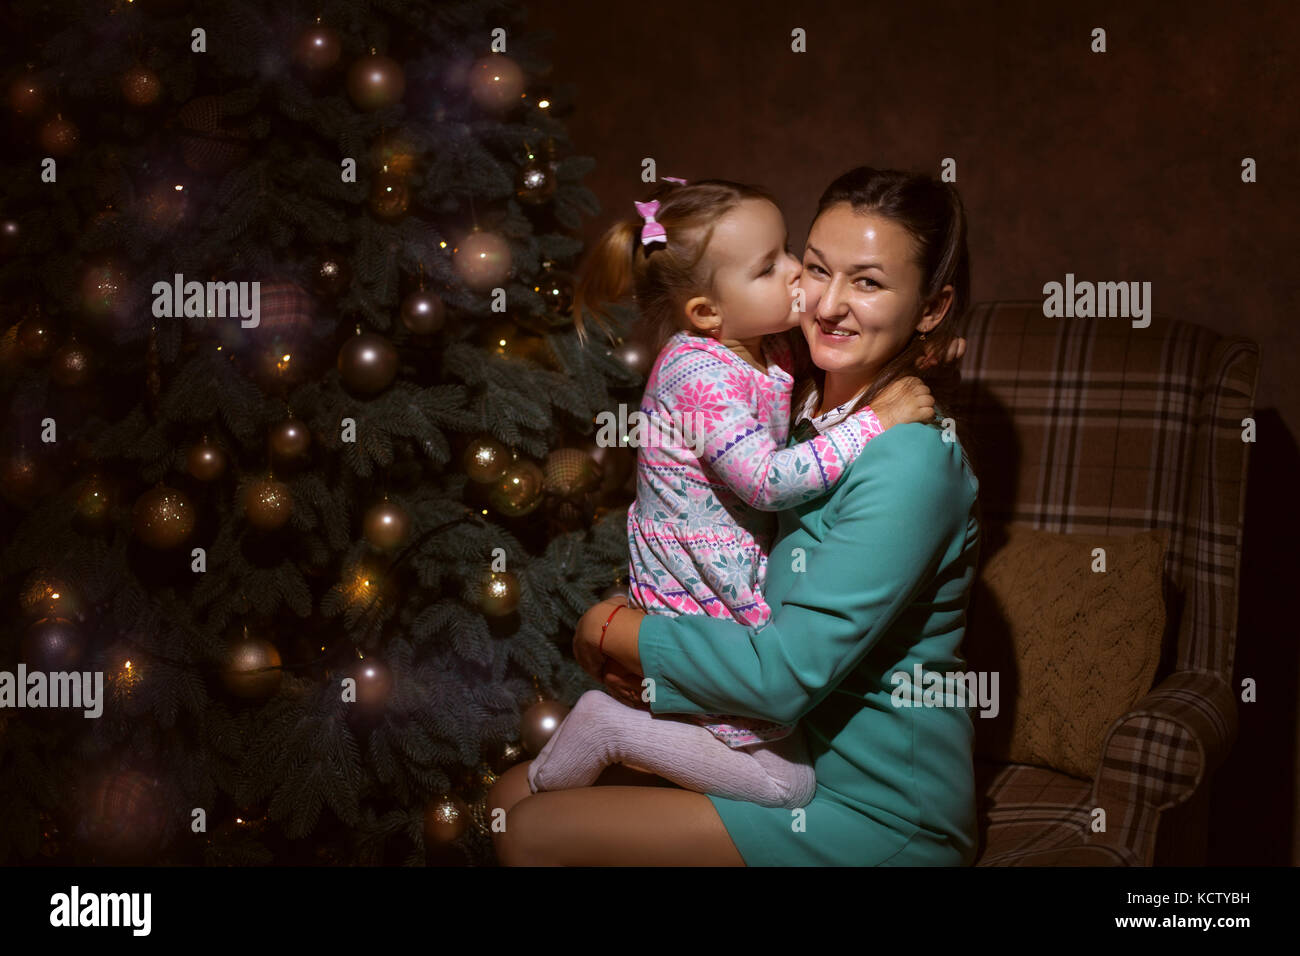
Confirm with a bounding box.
[683,296,721,336]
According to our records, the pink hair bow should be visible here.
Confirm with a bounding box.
[635,199,667,246]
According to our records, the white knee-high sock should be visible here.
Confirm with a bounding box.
[526,689,816,809]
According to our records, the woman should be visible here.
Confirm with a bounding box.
[488,166,980,866]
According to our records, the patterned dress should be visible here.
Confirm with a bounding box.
[626,330,886,748]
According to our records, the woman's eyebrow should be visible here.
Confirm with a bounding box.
[805,244,883,272]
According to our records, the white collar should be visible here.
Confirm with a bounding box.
[795,388,864,434]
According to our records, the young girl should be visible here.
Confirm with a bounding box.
[525,179,936,808]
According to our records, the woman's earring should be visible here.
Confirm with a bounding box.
[919,330,928,341]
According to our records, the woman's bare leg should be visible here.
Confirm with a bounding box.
[487,761,746,866]
[487,760,673,822]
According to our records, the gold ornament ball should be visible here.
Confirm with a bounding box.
[0,446,42,506]
[534,264,575,323]
[351,657,393,708]
[346,52,405,111]
[84,771,166,860]
[8,73,46,115]
[543,448,599,499]
[338,332,398,395]
[612,339,653,378]
[400,290,445,335]
[488,739,527,773]
[21,617,85,671]
[370,129,417,177]
[313,256,351,297]
[255,337,306,393]
[479,570,520,617]
[177,95,250,174]
[520,699,571,755]
[363,498,410,550]
[75,473,114,529]
[142,180,189,231]
[0,219,21,257]
[186,438,227,481]
[368,167,410,220]
[294,22,341,71]
[469,54,525,111]
[50,340,92,387]
[424,794,471,846]
[39,115,78,155]
[587,440,635,496]
[488,459,544,517]
[16,311,55,361]
[270,418,312,461]
[515,159,557,205]
[121,64,162,107]
[131,484,196,549]
[243,477,292,530]
[254,279,314,340]
[601,581,631,603]
[81,262,127,318]
[462,436,509,484]
[221,636,282,698]
[453,230,511,291]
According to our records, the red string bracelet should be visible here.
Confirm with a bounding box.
[598,604,624,656]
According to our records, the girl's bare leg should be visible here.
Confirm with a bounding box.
[487,761,746,866]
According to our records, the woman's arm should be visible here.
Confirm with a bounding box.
[580,424,974,726]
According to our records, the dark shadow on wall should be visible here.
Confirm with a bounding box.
[1207,407,1299,865]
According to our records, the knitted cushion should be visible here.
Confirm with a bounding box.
[962,524,1168,779]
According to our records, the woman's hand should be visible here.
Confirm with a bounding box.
[602,657,651,710]
[871,375,935,428]
[574,596,651,708]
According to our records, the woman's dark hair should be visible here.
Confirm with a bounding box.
[793,167,971,445]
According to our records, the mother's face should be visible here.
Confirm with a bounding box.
[797,203,944,378]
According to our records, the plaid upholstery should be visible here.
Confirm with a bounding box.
[954,302,1258,866]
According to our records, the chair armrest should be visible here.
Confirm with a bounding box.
[1095,670,1238,812]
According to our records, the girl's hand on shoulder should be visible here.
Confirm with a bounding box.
[868,375,935,429]
[915,335,967,371]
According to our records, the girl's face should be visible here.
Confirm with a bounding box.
[797,203,947,377]
[686,198,803,340]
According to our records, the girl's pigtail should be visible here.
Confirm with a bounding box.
[573,217,640,346]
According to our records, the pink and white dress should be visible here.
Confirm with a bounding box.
[626,330,886,748]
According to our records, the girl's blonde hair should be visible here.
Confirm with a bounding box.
[573,178,778,351]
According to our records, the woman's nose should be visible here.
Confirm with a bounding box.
[817,276,850,317]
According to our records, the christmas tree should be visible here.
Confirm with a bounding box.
[0,0,648,865]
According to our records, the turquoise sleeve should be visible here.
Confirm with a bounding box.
[637,423,970,727]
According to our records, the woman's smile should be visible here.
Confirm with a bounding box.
[812,316,859,343]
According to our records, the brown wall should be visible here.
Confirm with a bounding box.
[530,0,1300,863]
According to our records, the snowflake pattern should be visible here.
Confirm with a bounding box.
[626,331,886,748]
